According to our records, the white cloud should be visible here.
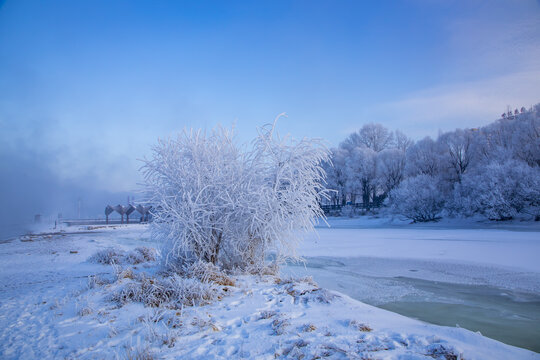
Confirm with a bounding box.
[372,69,540,138]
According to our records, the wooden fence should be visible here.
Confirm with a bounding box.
[320,202,383,214]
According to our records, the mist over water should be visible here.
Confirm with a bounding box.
[0,151,134,240]
[0,223,30,242]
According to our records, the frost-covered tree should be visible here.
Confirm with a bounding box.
[477,105,540,167]
[509,107,540,166]
[323,148,349,205]
[142,119,330,272]
[358,123,395,152]
[345,147,377,206]
[438,129,477,183]
[405,137,441,177]
[340,123,394,153]
[376,148,406,199]
[388,174,445,222]
[394,130,413,152]
[331,123,395,207]
[451,160,540,220]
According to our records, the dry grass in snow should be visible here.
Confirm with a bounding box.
[89,247,158,265]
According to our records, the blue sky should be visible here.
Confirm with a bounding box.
[1,0,539,224]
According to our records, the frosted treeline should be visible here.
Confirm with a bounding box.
[324,103,540,221]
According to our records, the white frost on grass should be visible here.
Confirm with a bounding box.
[89,246,157,265]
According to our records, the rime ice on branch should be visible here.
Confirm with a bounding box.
[141,116,330,272]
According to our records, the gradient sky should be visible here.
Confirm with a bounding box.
[1,0,539,226]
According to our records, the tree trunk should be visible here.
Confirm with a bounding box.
[209,231,223,265]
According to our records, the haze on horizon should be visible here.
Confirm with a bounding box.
[1,0,539,231]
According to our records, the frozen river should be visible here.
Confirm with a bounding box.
[285,218,540,352]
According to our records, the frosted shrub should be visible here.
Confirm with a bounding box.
[87,274,111,289]
[123,345,155,360]
[89,247,157,265]
[126,247,158,264]
[141,117,329,272]
[181,260,235,286]
[271,316,290,335]
[76,300,94,316]
[111,274,219,308]
[90,248,125,265]
[389,174,445,222]
[452,160,540,220]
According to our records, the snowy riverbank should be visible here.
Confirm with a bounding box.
[0,224,538,359]
[288,217,540,351]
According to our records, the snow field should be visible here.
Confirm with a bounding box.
[0,225,538,359]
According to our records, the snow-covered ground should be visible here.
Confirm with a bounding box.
[304,217,540,273]
[0,223,538,359]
